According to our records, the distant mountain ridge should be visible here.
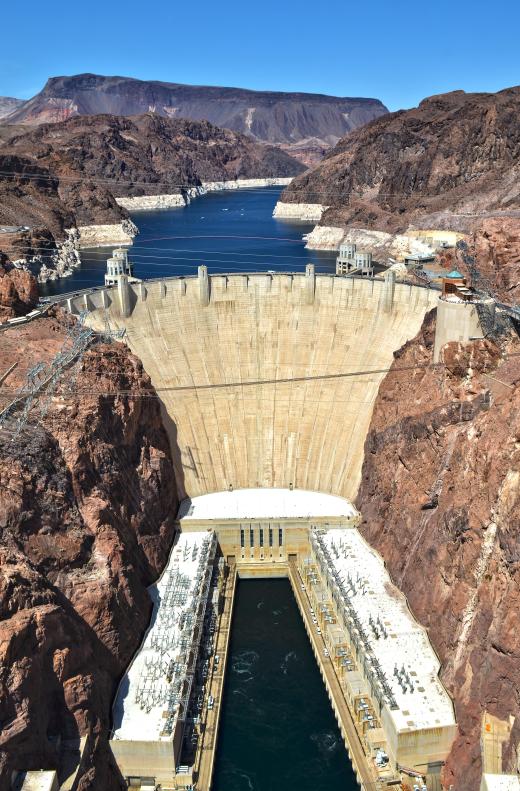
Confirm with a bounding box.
[5,74,388,163]
[0,97,24,119]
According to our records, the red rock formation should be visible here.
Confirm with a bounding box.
[356,311,520,789]
[456,218,520,303]
[281,86,520,233]
[0,258,38,320]
[0,315,178,788]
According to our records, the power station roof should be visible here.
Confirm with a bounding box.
[177,488,359,522]
[481,775,520,791]
[111,531,215,743]
[19,772,58,791]
[314,529,456,732]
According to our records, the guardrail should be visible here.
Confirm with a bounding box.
[49,270,441,307]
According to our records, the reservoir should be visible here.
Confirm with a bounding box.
[212,579,358,791]
[40,186,336,296]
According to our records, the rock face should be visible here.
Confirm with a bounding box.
[0,314,179,788]
[5,73,388,162]
[0,97,23,120]
[437,217,520,304]
[280,86,520,233]
[0,258,38,320]
[355,311,520,790]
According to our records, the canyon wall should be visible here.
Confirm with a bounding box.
[0,114,304,278]
[0,314,179,789]
[278,86,520,234]
[356,311,520,790]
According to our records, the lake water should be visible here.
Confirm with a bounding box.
[212,579,358,791]
[40,187,336,297]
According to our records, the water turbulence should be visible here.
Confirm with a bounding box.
[213,579,358,791]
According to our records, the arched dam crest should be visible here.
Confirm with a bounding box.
[73,273,438,500]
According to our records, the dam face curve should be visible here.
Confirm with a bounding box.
[74,272,438,500]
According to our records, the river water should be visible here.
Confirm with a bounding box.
[213,579,358,791]
[40,187,336,297]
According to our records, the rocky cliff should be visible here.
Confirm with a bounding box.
[0,258,38,320]
[0,97,23,120]
[0,313,179,788]
[435,217,520,304]
[356,311,520,789]
[5,73,388,163]
[280,86,520,233]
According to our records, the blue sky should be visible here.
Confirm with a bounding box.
[1,0,518,111]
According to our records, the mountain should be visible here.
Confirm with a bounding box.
[0,112,305,261]
[4,74,389,164]
[0,96,24,119]
[279,86,520,232]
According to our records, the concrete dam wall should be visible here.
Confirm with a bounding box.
[69,272,438,500]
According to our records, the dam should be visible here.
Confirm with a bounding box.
[61,270,456,790]
[66,268,438,500]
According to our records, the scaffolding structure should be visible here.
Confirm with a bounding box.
[0,308,129,441]
[0,312,95,440]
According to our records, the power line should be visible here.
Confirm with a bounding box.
[5,242,335,259]
[2,353,514,400]
[0,167,517,207]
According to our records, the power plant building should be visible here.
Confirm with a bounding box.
[110,531,217,788]
[105,248,139,286]
[300,527,457,778]
[336,243,374,276]
[178,488,360,571]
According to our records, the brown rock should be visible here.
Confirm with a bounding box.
[0,315,179,787]
[0,259,38,320]
[356,310,520,790]
[459,217,520,302]
[280,86,520,233]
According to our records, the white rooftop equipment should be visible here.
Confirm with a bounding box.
[311,528,456,734]
[19,771,58,791]
[177,488,359,522]
[111,530,216,744]
[481,775,520,791]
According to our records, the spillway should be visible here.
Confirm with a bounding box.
[71,271,437,500]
